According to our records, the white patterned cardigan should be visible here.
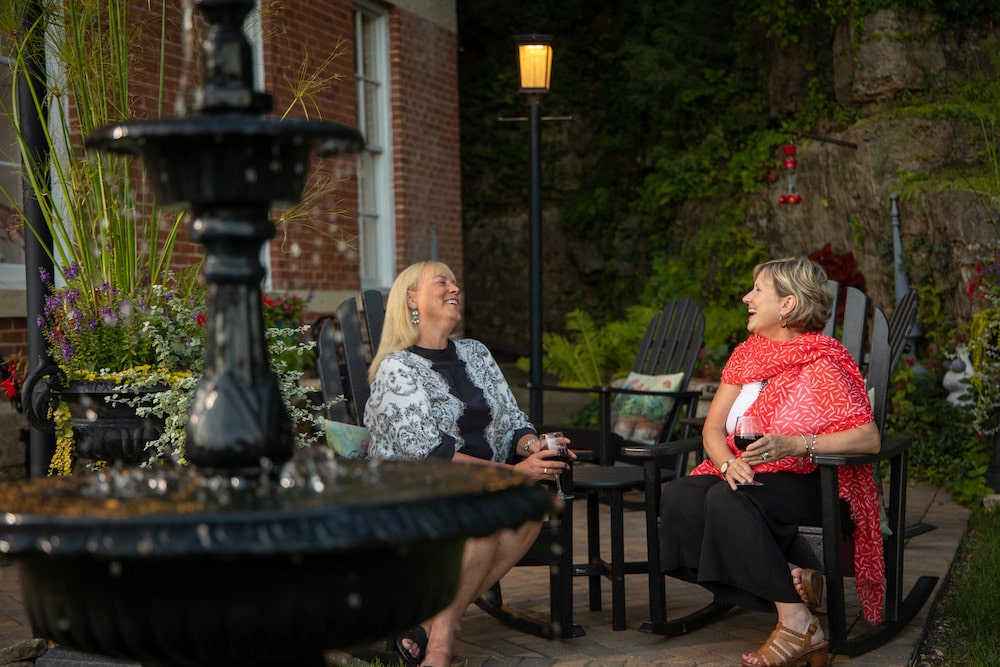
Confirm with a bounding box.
[365,338,533,462]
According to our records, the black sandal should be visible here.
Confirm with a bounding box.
[394,625,428,665]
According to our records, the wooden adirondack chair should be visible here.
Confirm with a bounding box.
[316,291,384,428]
[629,295,938,657]
[514,299,705,631]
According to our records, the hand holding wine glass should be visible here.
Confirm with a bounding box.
[540,432,574,500]
[733,415,765,486]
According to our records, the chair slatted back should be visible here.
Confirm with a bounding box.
[824,280,868,368]
[316,318,351,424]
[887,288,919,375]
[634,297,705,383]
[361,289,386,355]
[315,290,386,428]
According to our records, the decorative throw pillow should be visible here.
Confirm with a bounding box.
[610,371,686,444]
[325,421,371,459]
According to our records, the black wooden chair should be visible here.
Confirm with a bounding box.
[520,299,705,631]
[628,297,938,657]
[316,291,383,428]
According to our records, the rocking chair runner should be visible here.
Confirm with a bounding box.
[626,297,938,657]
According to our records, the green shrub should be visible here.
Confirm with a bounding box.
[885,356,993,506]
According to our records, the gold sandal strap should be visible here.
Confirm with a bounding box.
[750,617,821,666]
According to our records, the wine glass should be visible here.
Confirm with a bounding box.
[540,432,574,500]
[734,415,764,451]
[733,416,765,486]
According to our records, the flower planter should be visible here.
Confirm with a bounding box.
[22,365,165,467]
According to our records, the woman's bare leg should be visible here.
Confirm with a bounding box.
[416,522,541,666]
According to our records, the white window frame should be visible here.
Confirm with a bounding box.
[354,1,395,291]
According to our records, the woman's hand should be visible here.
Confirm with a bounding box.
[742,433,801,466]
[722,456,757,489]
[514,434,576,481]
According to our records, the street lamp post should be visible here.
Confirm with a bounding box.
[514,34,553,425]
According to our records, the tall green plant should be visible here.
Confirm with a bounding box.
[0,0,189,301]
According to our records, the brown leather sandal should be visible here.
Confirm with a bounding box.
[796,568,824,611]
[741,615,829,667]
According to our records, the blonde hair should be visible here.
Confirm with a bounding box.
[753,257,832,332]
[368,260,457,382]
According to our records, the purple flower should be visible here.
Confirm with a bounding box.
[100,307,116,323]
[64,263,80,280]
[60,341,74,361]
[39,267,51,283]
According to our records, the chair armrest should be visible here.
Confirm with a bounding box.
[809,433,913,467]
[620,436,703,460]
[523,382,596,395]
[523,381,700,402]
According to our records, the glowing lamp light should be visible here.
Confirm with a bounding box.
[514,35,553,94]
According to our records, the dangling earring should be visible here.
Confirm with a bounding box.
[778,313,787,328]
[410,306,420,325]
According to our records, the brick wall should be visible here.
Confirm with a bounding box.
[1,0,463,356]
[390,8,464,285]
[263,1,363,294]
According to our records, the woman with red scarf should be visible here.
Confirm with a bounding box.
[659,257,881,667]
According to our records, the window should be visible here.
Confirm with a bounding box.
[0,44,26,288]
[354,2,395,290]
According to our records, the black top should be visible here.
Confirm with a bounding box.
[410,340,494,460]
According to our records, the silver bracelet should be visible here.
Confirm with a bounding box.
[806,434,817,457]
[799,434,808,452]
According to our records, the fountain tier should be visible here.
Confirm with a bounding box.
[1,458,552,666]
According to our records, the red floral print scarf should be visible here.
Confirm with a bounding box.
[691,332,884,624]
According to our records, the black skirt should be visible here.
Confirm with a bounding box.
[658,470,823,613]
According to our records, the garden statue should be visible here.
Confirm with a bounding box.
[942,345,974,406]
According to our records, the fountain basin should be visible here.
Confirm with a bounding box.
[0,457,553,666]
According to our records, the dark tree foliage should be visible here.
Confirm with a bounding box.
[457,0,997,339]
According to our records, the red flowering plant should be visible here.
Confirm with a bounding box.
[1,353,25,412]
[966,248,1000,435]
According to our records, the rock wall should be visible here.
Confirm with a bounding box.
[753,9,998,325]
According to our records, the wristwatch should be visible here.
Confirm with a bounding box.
[719,457,736,474]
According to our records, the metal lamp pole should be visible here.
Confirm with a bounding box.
[527,92,543,423]
[514,34,553,425]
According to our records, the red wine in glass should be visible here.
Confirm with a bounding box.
[733,415,765,485]
[735,434,762,451]
[734,415,764,450]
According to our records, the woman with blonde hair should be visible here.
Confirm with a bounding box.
[366,260,572,667]
[658,257,882,667]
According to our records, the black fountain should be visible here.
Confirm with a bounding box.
[0,2,551,665]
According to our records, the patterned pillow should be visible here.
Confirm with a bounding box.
[325,421,371,459]
[610,371,686,444]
